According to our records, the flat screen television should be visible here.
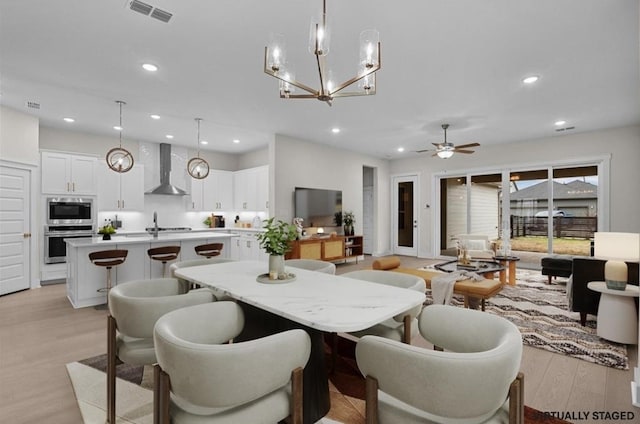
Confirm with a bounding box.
[294,187,342,228]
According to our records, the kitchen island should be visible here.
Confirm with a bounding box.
[65,232,236,308]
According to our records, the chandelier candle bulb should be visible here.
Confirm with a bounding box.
[267,33,286,72]
[359,29,380,68]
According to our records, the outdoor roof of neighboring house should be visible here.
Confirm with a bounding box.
[510,180,597,200]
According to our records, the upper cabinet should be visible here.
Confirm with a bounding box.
[234,165,269,212]
[41,151,97,195]
[97,163,144,211]
[211,170,234,211]
[187,170,233,211]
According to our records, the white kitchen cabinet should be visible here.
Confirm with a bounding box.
[255,165,269,212]
[188,177,206,211]
[97,163,144,211]
[230,231,267,262]
[188,170,233,211]
[210,170,233,210]
[233,165,268,212]
[41,151,97,195]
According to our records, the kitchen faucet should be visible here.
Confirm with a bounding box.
[152,211,158,238]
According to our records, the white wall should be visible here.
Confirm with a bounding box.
[272,135,391,256]
[389,125,640,256]
[238,147,269,170]
[0,106,39,165]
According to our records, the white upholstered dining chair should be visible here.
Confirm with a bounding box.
[153,301,311,424]
[170,257,235,291]
[356,304,524,424]
[341,270,425,343]
[106,278,214,424]
[285,258,336,274]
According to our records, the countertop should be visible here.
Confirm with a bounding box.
[65,231,237,247]
[113,227,266,236]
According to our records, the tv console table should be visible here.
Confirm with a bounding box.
[286,235,363,263]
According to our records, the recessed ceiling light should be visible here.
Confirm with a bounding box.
[150,114,160,120]
[63,117,75,123]
[397,147,405,152]
[331,128,340,134]
[522,75,539,84]
[113,125,123,131]
[554,120,566,126]
[165,134,174,139]
[142,63,158,72]
[200,140,208,145]
[233,139,240,144]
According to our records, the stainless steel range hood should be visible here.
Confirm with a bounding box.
[145,143,187,195]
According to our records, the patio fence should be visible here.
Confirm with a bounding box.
[510,216,597,239]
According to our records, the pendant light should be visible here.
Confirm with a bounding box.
[106,100,134,173]
[187,118,210,179]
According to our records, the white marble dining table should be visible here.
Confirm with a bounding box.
[174,260,426,424]
[173,260,426,333]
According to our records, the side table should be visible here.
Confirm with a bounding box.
[494,256,520,286]
[587,281,639,344]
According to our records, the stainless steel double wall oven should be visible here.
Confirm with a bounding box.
[44,197,95,264]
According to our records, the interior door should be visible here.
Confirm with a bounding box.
[392,175,418,256]
[0,165,31,295]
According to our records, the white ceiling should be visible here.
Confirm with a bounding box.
[1,0,638,159]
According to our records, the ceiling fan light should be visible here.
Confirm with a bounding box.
[437,150,454,159]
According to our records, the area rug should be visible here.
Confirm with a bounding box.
[426,269,628,370]
[69,353,570,424]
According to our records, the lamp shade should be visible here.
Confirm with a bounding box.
[594,232,640,290]
[594,232,640,261]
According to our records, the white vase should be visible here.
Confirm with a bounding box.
[268,255,285,279]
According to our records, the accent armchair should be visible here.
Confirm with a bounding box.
[356,304,524,423]
[570,257,639,325]
[455,234,497,259]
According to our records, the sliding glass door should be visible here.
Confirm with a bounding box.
[438,162,600,267]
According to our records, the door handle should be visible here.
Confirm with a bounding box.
[23,233,31,238]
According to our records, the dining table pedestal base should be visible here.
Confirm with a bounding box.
[235,302,331,424]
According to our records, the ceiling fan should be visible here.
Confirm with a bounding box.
[416,124,480,158]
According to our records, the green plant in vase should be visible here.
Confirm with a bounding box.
[256,217,298,280]
[343,211,355,236]
[98,223,116,240]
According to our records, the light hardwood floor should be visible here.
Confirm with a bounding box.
[0,255,637,423]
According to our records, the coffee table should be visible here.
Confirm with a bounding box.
[435,259,504,279]
[493,255,520,286]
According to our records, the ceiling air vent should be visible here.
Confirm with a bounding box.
[555,126,576,132]
[129,0,152,16]
[26,101,40,109]
[150,8,172,23]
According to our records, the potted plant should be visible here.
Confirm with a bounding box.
[256,217,298,279]
[98,223,116,240]
[343,211,355,236]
